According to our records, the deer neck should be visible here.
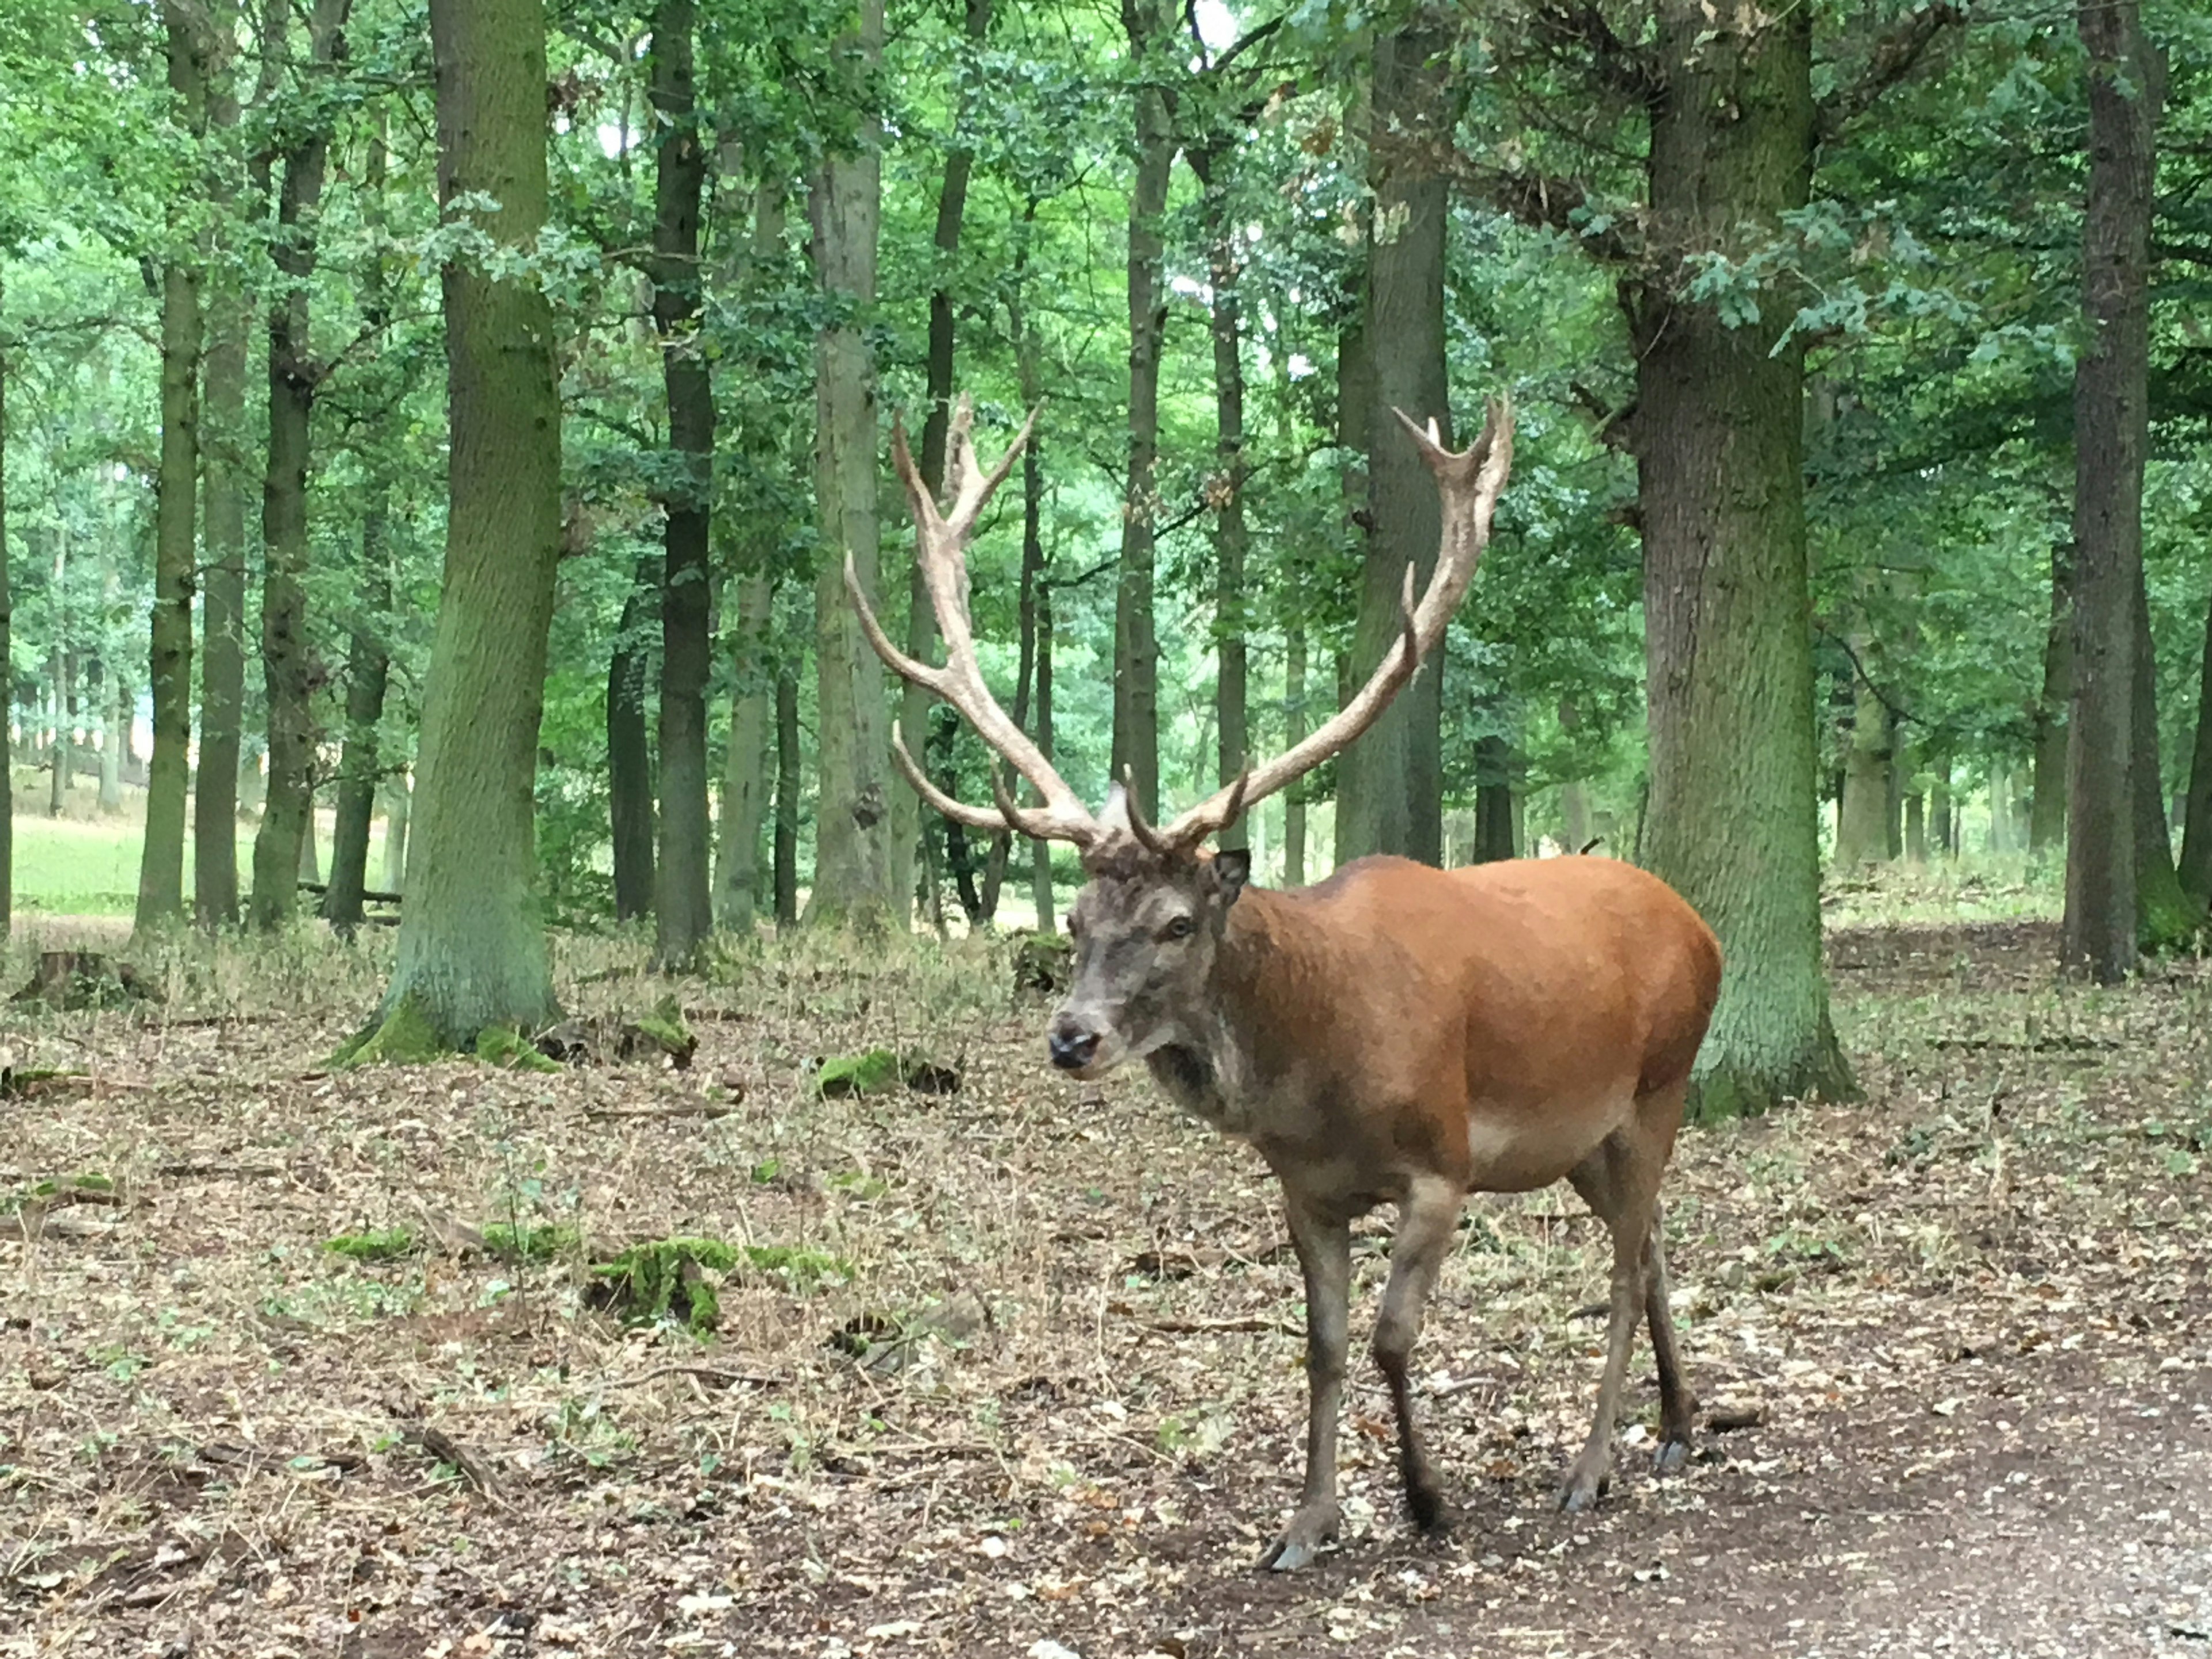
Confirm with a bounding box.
[1143,885,1312,1139]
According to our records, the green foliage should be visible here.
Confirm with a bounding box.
[323,1228,418,1262]
[589,1236,850,1335]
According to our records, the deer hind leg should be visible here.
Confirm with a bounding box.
[1644,1211,1696,1474]
[1262,1194,1351,1572]
[1558,1114,1669,1513]
[1370,1173,1467,1534]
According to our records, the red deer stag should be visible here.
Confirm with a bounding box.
[849,396,1722,1572]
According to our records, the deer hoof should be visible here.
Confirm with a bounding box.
[1259,1504,1339,1572]
[1555,1460,1611,1513]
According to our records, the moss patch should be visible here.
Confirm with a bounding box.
[589,1237,849,1335]
[3,1173,118,1214]
[333,995,446,1068]
[476,1025,563,1073]
[814,1049,902,1097]
[482,1222,581,1262]
[324,1228,419,1262]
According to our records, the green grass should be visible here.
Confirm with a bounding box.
[7,815,264,918]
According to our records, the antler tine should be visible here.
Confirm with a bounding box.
[1160,394,1515,847]
[1122,767,1171,858]
[857,401,1097,846]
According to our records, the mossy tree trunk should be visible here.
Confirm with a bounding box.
[649,0,715,968]
[0,286,13,935]
[2132,566,2200,944]
[774,656,800,929]
[1631,0,1850,1118]
[365,0,563,1051]
[196,14,248,927]
[1336,16,1452,866]
[805,0,897,930]
[249,0,349,933]
[135,0,207,937]
[323,484,390,935]
[2063,0,2157,982]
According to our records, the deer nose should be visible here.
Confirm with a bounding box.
[1048,1018,1099,1071]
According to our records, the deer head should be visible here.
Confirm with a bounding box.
[847,393,1514,1067]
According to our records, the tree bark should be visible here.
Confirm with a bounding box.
[2180,585,2212,908]
[368,0,563,1047]
[1190,143,1251,853]
[381,775,410,892]
[1473,732,1516,861]
[322,113,393,938]
[1112,0,1172,818]
[2028,541,2073,851]
[1336,17,1453,866]
[196,5,248,927]
[0,286,12,935]
[249,0,350,931]
[2063,0,2157,982]
[1633,0,1851,1117]
[98,666,124,813]
[1929,751,1953,855]
[713,177,787,936]
[805,0,897,930]
[321,486,390,935]
[1283,629,1308,885]
[647,0,715,967]
[897,0,994,912]
[608,560,657,922]
[2132,565,2200,942]
[1835,637,1892,867]
[137,0,207,935]
[774,655,800,930]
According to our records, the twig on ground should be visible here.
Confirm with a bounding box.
[609,1363,784,1391]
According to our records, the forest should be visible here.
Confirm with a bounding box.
[2,0,2210,1653]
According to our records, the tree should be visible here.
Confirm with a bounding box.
[1111,0,1172,819]
[2064,0,2158,982]
[805,0,898,929]
[1336,16,1453,865]
[649,0,714,967]
[249,0,351,932]
[0,281,13,936]
[135,0,207,936]
[608,559,656,921]
[354,0,562,1051]
[2182,585,2212,909]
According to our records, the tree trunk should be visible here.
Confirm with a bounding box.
[1930,751,1953,855]
[0,287,12,935]
[323,112,393,938]
[805,0,896,930]
[137,0,207,935]
[2063,0,2157,982]
[249,0,349,931]
[322,488,391,935]
[1283,628,1308,885]
[1112,0,1172,817]
[716,573,774,934]
[99,669,124,812]
[897,0,994,913]
[2029,541,2073,851]
[1633,0,1850,1117]
[239,739,265,817]
[381,775,410,893]
[774,656,800,929]
[2133,565,2200,942]
[647,0,714,967]
[608,560,657,922]
[2179,584,2212,908]
[714,177,787,936]
[196,10,248,927]
[299,796,320,882]
[365,0,563,1049]
[1336,18,1452,866]
[1189,143,1251,853]
[1835,639,1892,867]
[1473,732,1516,861]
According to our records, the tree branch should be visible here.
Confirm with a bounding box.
[1532,2,1659,105]
[1440,151,1640,266]
[1816,6,1963,145]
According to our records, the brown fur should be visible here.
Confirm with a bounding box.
[1051,845,1722,1569]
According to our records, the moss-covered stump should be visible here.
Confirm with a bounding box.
[534,997,696,1069]
[475,1025,562,1073]
[812,1049,961,1097]
[12,952,153,1011]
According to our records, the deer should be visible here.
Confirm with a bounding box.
[847,394,1723,1573]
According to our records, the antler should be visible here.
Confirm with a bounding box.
[844,396,1100,845]
[1156,395,1516,851]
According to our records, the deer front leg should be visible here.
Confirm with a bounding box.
[1372,1173,1465,1532]
[1261,1194,1350,1572]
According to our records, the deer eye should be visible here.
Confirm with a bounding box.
[1163,916,1194,941]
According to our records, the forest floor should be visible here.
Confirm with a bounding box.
[3,902,2210,1658]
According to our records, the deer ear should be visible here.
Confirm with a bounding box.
[1211,849,1251,907]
